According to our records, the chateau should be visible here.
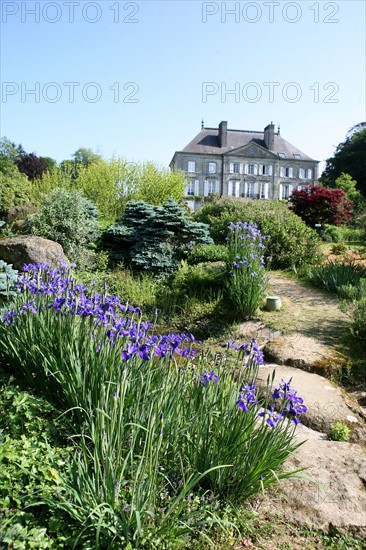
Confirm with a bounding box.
[170,121,319,206]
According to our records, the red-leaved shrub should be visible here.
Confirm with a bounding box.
[290,185,353,227]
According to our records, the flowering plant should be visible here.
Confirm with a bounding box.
[226,221,268,318]
[0,263,306,548]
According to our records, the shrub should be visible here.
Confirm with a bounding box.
[352,296,366,342]
[194,197,321,270]
[331,242,348,255]
[0,263,306,548]
[169,260,226,298]
[308,261,366,294]
[330,421,350,442]
[290,185,353,227]
[322,224,364,243]
[225,221,268,318]
[28,188,100,264]
[186,243,228,265]
[322,224,344,243]
[103,199,213,273]
[0,165,33,218]
[0,371,74,548]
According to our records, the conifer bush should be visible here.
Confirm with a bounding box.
[103,199,213,273]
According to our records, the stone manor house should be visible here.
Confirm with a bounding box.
[169,121,319,206]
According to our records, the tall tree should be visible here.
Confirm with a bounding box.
[321,123,366,197]
[72,147,103,167]
[60,148,104,181]
[75,158,186,221]
[0,138,25,173]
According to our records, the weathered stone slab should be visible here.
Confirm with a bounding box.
[257,424,366,538]
[263,334,349,377]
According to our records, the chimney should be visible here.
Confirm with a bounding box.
[218,121,228,148]
[264,122,275,150]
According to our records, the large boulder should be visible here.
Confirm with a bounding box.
[0,236,68,270]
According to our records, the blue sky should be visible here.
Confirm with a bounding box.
[1,0,365,173]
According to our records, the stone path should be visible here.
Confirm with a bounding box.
[234,273,366,537]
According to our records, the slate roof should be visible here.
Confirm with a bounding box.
[179,127,315,161]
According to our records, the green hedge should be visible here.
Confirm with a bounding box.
[194,198,321,270]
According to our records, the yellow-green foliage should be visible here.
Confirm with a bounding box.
[76,159,186,221]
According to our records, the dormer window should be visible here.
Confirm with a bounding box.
[293,154,301,159]
[278,153,285,158]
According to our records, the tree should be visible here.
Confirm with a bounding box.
[0,138,25,174]
[59,148,104,181]
[321,123,366,197]
[103,199,212,272]
[289,185,353,227]
[42,156,57,172]
[334,173,364,212]
[75,159,186,221]
[72,147,103,167]
[15,152,49,181]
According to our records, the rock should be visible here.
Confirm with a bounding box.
[256,424,366,538]
[0,236,68,270]
[263,334,349,377]
[235,320,282,347]
[257,364,366,443]
[5,204,38,224]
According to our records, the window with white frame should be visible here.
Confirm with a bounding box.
[246,182,255,198]
[229,162,243,174]
[281,166,293,178]
[186,181,195,196]
[261,164,273,176]
[209,181,217,195]
[248,164,255,175]
[306,169,312,179]
[260,182,269,199]
[229,180,239,197]
[299,168,306,179]
[188,161,196,173]
[281,184,293,200]
[208,162,216,174]
[205,180,217,196]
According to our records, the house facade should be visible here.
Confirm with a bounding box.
[170,121,319,205]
